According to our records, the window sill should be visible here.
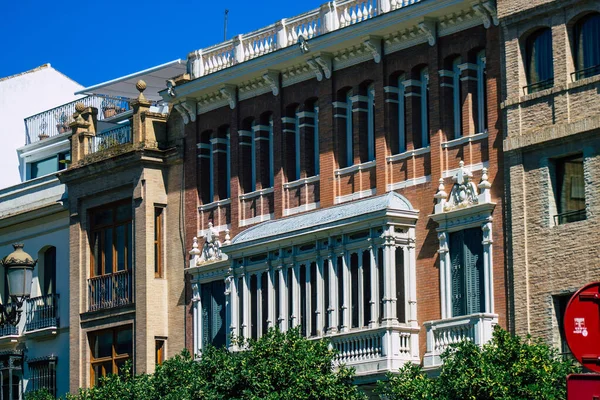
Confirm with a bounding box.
[386,146,430,163]
[441,132,487,149]
[198,198,231,212]
[334,160,376,176]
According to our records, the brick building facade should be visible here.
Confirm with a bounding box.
[500,0,600,354]
[167,0,506,379]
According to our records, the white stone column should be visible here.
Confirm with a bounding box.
[327,253,338,334]
[267,262,276,329]
[277,264,287,332]
[381,227,398,324]
[341,249,351,332]
[242,270,251,339]
[306,262,312,336]
[482,220,494,313]
[257,271,263,338]
[404,229,418,327]
[368,244,379,328]
[226,270,238,350]
[316,253,325,336]
[292,261,300,328]
[440,231,453,319]
[358,251,364,328]
[191,283,201,356]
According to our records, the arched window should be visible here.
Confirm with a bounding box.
[476,50,487,133]
[367,83,375,161]
[396,74,406,154]
[41,247,56,296]
[525,28,554,93]
[573,13,600,80]
[419,67,429,147]
[239,118,256,193]
[345,89,354,167]
[198,130,213,203]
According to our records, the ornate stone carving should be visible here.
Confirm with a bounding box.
[314,54,332,79]
[263,71,280,96]
[75,102,85,113]
[472,3,491,29]
[191,283,200,302]
[444,161,479,211]
[418,19,437,46]
[363,37,382,63]
[306,58,323,81]
[198,222,223,263]
[481,0,499,26]
[219,85,237,109]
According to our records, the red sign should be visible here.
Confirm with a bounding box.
[564,282,600,374]
[567,374,600,400]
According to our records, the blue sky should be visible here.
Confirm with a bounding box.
[1,0,323,87]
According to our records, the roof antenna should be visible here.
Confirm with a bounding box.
[224,9,229,41]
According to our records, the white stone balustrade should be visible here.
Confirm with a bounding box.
[327,326,419,375]
[423,313,498,368]
[187,0,423,79]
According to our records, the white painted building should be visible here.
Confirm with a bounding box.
[0,64,84,189]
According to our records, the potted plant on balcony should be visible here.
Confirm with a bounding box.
[38,121,49,140]
[102,98,117,118]
[55,111,69,134]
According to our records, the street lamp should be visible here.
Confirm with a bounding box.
[0,244,36,327]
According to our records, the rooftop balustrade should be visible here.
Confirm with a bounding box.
[187,0,420,79]
[25,96,130,145]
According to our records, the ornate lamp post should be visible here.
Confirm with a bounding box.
[0,244,36,326]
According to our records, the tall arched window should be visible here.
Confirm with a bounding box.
[452,57,462,139]
[574,13,600,80]
[345,89,354,167]
[42,247,56,296]
[419,67,429,147]
[525,28,554,93]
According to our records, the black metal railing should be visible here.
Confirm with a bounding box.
[554,209,586,225]
[25,294,59,331]
[523,78,554,95]
[0,324,18,337]
[88,125,132,154]
[24,96,130,145]
[571,64,600,81]
[88,270,133,311]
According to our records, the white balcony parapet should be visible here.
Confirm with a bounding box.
[187,0,423,79]
[334,160,376,176]
[326,325,419,375]
[423,313,498,368]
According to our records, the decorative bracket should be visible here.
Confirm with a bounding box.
[482,0,499,26]
[191,283,200,302]
[418,18,437,46]
[174,104,189,124]
[472,3,491,29]
[220,85,237,109]
[181,101,197,123]
[314,54,333,79]
[363,37,382,63]
[263,70,280,96]
[306,58,323,81]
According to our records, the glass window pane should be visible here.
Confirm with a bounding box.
[116,203,132,222]
[92,232,102,277]
[115,328,132,355]
[104,228,113,274]
[93,331,113,359]
[30,156,57,179]
[116,225,125,272]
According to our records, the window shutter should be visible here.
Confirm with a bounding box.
[211,281,226,347]
[449,230,466,317]
[464,228,484,314]
[201,284,211,347]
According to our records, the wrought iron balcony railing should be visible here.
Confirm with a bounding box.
[25,294,60,331]
[88,125,132,155]
[25,96,130,145]
[571,64,600,81]
[0,324,18,338]
[554,209,586,225]
[88,270,133,311]
[522,78,554,95]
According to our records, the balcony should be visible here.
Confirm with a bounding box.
[423,313,498,368]
[0,324,18,338]
[25,294,60,332]
[88,270,133,312]
[327,326,419,376]
[25,96,130,145]
[88,125,132,155]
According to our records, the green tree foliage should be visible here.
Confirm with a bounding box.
[377,326,579,400]
[48,328,364,400]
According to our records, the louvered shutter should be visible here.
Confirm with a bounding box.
[464,228,484,314]
[449,230,466,317]
[201,283,211,347]
[211,281,226,347]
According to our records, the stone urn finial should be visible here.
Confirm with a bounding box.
[135,80,147,102]
[75,102,85,113]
